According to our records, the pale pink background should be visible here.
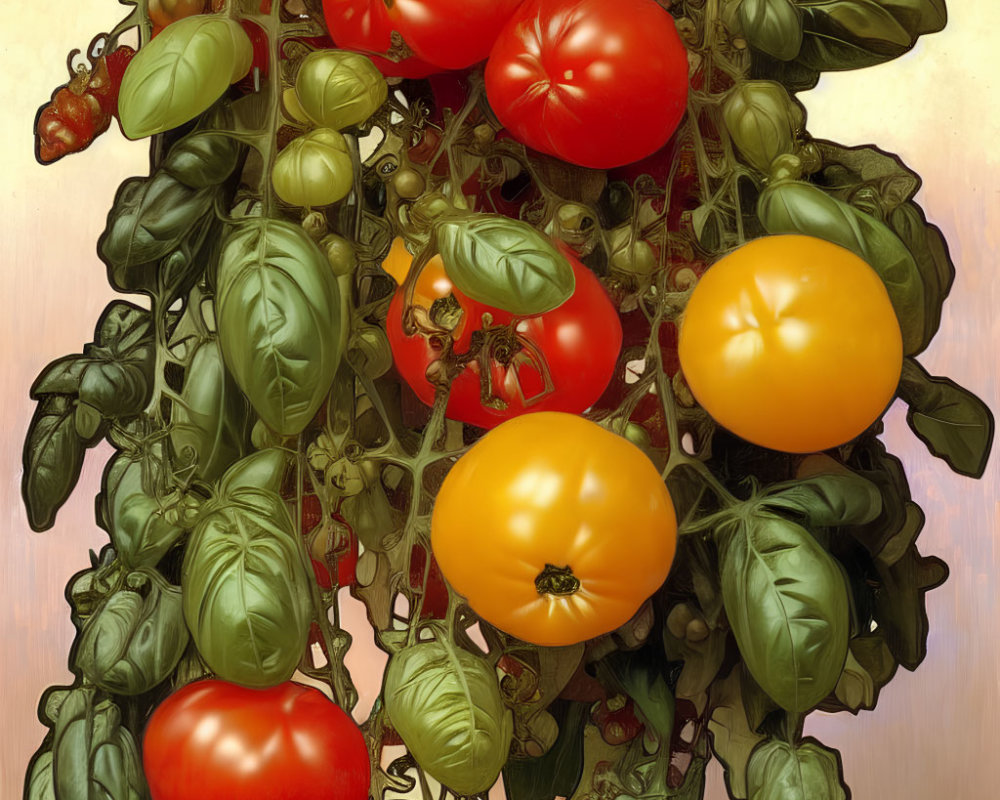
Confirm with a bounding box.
[1,2,997,798]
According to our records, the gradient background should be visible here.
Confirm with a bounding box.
[1,2,996,798]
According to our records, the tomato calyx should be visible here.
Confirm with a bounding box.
[534,563,580,596]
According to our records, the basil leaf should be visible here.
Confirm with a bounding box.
[74,568,189,695]
[218,447,290,496]
[758,179,925,354]
[25,750,56,800]
[118,15,253,138]
[739,0,803,60]
[216,218,343,435]
[170,337,250,482]
[796,0,916,72]
[757,472,883,527]
[437,215,575,315]
[22,395,86,532]
[182,487,312,687]
[722,81,799,173]
[897,358,994,478]
[385,640,514,795]
[746,738,847,800]
[102,450,190,569]
[30,356,89,397]
[708,667,766,799]
[720,513,850,711]
[161,130,242,189]
[503,700,588,800]
[42,688,147,800]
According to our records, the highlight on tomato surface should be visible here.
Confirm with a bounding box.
[430,412,677,646]
[677,234,904,453]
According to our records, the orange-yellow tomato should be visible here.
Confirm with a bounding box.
[430,412,677,646]
[677,234,902,453]
[149,0,207,29]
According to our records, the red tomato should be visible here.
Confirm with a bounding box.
[385,240,622,429]
[322,0,524,76]
[484,0,689,168]
[143,680,370,800]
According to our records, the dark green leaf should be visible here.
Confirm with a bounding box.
[879,0,946,35]
[898,358,994,478]
[437,215,575,315]
[746,738,847,800]
[758,471,883,527]
[170,337,250,482]
[739,0,804,60]
[161,130,241,189]
[708,667,766,799]
[22,395,87,532]
[74,568,189,695]
[720,513,850,711]
[796,0,915,72]
[101,449,191,568]
[182,487,312,687]
[845,437,912,557]
[41,687,147,800]
[30,356,89,397]
[79,360,152,420]
[215,218,343,435]
[813,140,919,210]
[758,179,925,353]
[503,700,588,800]
[385,640,513,795]
[595,649,675,749]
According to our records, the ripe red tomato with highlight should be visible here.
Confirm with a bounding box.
[143,680,370,800]
[322,0,524,77]
[384,239,622,429]
[485,0,689,168]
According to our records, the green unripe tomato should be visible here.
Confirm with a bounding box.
[294,50,388,130]
[272,129,354,208]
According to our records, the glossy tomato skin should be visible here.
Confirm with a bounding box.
[322,0,523,76]
[678,235,903,453]
[143,680,370,800]
[484,0,689,168]
[431,412,677,646]
[386,242,622,429]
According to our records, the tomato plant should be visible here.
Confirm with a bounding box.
[384,238,622,429]
[321,0,523,77]
[484,0,689,168]
[430,412,677,646]
[678,235,904,453]
[143,680,370,800]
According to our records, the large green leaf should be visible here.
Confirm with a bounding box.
[746,738,847,800]
[757,471,883,527]
[437,215,575,315]
[161,129,242,189]
[739,0,804,60]
[758,179,925,353]
[182,487,312,687]
[384,640,514,795]
[897,358,994,478]
[25,750,56,800]
[218,447,290,495]
[74,568,189,695]
[118,15,253,138]
[215,218,343,435]
[719,513,850,711]
[503,701,588,800]
[22,395,87,532]
[170,337,250,482]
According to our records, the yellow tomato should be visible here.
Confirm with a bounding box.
[677,234,902,453]
[430,412,677,646]
[148,0,206,29]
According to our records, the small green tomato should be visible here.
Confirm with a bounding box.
[294,50,388,130]
[272,129,354,208]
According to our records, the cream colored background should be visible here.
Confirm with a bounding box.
[1,2,997,798]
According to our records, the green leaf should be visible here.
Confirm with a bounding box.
[813,140,920,210]
[74,568,189,695]
[30,356,89,397]
[719,513,850,711]
[739,0,804,60]
[182,487,312,687]
[118,15,253,138]
[25,750,56,800]
[101,450,190,569]
[746,738,847,800]
[757,471,883,527]
[22,395,87,532]
[796,0,915,72]
[216,218,343,435]
[437,215,575,315]
[708,667,766,799]
[595,649,675,749]
[42,687,148,800]
[170,337,250,482]
[503,700,588,800]
[384,640,514,795]
[897,358,994,478]
[723,81,799,173]
[161,129,242,189]
[218,447,290,496]
[758,179,925,353]
[833,646,874,711]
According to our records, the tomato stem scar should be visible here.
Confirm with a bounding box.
[534,563,580,596]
